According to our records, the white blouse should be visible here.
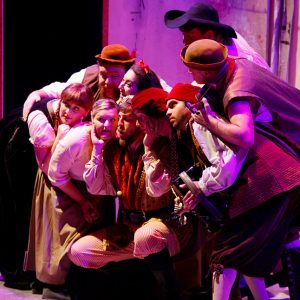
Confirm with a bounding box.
[27,99,59,148]
[48,123,92,187]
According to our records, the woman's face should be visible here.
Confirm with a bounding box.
[59,100,89,127]
[93,108,119,141]
[118,69,139,98]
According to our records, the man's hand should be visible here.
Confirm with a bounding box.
[192,97,217,127]
[143,132,156,152]
[22,90,44,121]
[90,125,106,157]
[180,182,201,210]
[81,200,99,223]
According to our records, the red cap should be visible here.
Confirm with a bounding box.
[131,88,168,118]
[166,83,199,103]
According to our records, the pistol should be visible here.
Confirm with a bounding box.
[185,84,210,112]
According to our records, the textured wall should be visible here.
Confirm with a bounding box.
[106,0,269,87]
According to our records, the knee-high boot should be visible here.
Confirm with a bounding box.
[281,247,300,300]
[144,248,181,300]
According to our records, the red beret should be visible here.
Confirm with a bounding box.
[166,83,200,103]
[131,88,168,118]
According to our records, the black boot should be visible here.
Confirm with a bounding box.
[66,263,112,300]
[281,247,300,300]
[0,267,35,290]
[144,248,181,300]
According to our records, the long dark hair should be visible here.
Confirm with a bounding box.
[130,62,163,92]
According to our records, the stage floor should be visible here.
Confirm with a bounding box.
[0,274,290,300]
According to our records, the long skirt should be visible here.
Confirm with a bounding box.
[24,169,115,285]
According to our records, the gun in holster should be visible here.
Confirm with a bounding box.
[172,165,226,230]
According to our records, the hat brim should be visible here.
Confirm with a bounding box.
[164,10,187,28]
[164,10,237,39]
[95,55,136,65]
[180,45,228,71]
[189,18,237,39]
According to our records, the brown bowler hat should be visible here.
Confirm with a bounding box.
[95,44,136,65]
[181,39,228,70]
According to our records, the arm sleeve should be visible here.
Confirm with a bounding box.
[142,151,171,197]
[47,130,75,187]
[27,110,56,148]
[192,122,248,196]
[83,146,116,196]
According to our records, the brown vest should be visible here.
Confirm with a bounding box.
[82,64,102,101]
[103,139,174,212]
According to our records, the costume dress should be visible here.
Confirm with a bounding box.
[25,109,114,285]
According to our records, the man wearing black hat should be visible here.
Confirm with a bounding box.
[164,2,269,70]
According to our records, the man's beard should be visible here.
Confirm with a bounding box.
[118,138,128,147]
[100,85,120,101]
[117,129,144,148]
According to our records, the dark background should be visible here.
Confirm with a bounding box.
[3,0,103,115]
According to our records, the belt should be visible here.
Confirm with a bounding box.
[121,206,174,225]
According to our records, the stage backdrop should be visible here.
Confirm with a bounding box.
[104,0,300,89]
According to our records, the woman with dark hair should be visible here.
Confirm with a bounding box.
[118,60,170,106]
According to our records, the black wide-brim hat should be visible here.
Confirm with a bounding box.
[164,2,237,39]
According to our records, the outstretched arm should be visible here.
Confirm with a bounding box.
[192,97,254,148]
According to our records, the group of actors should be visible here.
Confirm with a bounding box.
[1,2,300,300]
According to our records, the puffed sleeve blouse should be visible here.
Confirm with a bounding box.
[48,122,92,187]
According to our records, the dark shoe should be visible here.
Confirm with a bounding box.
[31,279,44,294]
[281,247,300,300]
[42,287,71,300]
[1,269,33,290]
[67,263,112,300]
[145,248,182,300]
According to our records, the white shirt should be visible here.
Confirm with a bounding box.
[143,120,248,197]
[27,99,60,148]
[229,32,270,70]
[83,144,117,196]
